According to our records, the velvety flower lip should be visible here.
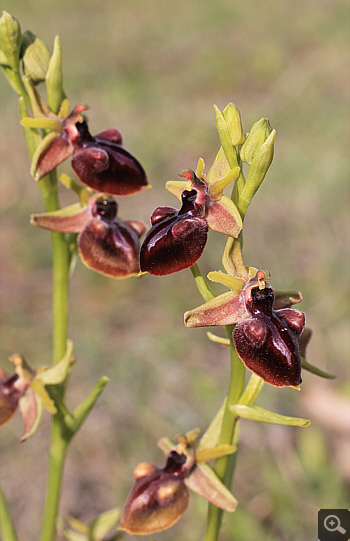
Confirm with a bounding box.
[31,194,146,279]
[32,105,148,196]
[119,450,191,535]
[233,276,305,387]
[140,187,209,275]
[185,270,305,387]
[71,119,148,196]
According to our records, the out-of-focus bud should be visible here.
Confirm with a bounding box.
[45,35,65,114]
[240,118,272,165]
[222,103,245,146]
[0,11,21,71]
[20,30,51,84]
[119,451,190,534]
[239,129,276,217]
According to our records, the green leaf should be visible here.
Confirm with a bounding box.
[229,404,311,427]
[90,507,120,541]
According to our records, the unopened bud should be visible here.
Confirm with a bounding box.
[222,103,245,146]
[0,11,21,71]
[21,30,51,84]
[240,118,272,165]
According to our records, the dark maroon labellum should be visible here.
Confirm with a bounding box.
[233,282,305,387]
[71,122,147,196]
[140,189,209,275]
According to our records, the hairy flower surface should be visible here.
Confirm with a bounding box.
[140,170,242,275]
[32,105,148,195]
[31,194,145,278]
[185,271,305,387]
[119,451,190,535]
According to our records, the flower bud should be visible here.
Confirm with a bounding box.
[240,118,272,165]
[222,103,245,146]
[20,30,51,84]
[45,35,64,114]
[0,11,21,71]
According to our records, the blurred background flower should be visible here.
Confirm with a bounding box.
[0,1,349,540]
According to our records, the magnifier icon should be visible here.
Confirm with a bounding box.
[324,514,346,534]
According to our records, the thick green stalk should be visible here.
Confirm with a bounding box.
[0,484,19,541]
[38,171,71,541]
[203,341,245,541]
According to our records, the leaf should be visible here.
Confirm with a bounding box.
[229,405,311,427]
[90,507,121,541]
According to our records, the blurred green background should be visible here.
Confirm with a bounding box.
[0,1,349,540]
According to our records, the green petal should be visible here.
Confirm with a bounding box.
[229,405,311,427]
[207,270,245,294]
[28,378,57,414]
[165,180,188,201]
[206,146,231,186]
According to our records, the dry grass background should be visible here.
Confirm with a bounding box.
[0,1,349,540]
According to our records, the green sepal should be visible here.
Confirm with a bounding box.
[222,103,245,146]
[237,373,265,407]
[37,339,73,385]
[22,75,53,118]
[301,357,336,379]
[21,30,51,85]
[214,105,238,169]
[222,237,249,279]
[240,118,272,165]
[185,462,237,512]
[30,203,89,233]
[184,290,246,328]
[18,391,43,442]
[46,35,65,114]
[0,11,21,71]
[197,398,227,450]
[206,146,230,186]
[229,404,311,427]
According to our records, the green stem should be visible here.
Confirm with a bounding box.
[203,341,245,541]
[38,171,71,541]
[0,484,19,541]
[39,417,69,541]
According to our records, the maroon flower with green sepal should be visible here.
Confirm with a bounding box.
[31,104,148,195]
[185,270,305,387]
[31,194,146,279]
[140,169,242,275]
